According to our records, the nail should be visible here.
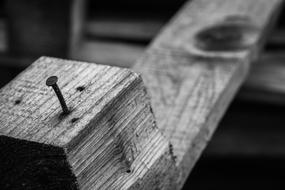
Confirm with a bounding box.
[46,76,70,115]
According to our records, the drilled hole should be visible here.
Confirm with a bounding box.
[71,118,79,123]
[126,169,131,173]
[76,86,85,92]
[14,99,21,105]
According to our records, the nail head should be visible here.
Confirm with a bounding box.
[46,76,58,86]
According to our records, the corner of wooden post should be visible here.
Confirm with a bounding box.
[0,56,175,189]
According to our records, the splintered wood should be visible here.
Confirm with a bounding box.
[0,57,171,189]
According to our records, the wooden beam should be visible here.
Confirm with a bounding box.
[206,100,285,157]
[132,0,282,188]
[0,56,173,189]
[2,20,285,104]
[85,18,164,41]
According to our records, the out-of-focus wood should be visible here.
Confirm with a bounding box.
[2,15,285,105]
[205,101,285,157]
[5,0,85,57]
[0,56,172,189]
[71,41,145,67]
[133,0,282,188]
[267,29,285,45]
[86,18,164,41]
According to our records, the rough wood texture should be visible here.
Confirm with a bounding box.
[2,18,285,105]
[0,57,173,189]
[133,0,282,188]
[0,0,282,189]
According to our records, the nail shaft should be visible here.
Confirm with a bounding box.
[46,76,69,114]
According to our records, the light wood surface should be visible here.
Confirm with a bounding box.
[0,57,173,189]
[133,0,282,188]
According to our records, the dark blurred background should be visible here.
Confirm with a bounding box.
[0,0,285,189]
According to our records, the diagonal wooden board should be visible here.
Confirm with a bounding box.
[133,0,283,188]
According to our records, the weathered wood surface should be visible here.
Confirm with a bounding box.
[2,17,285,104]
[0,0,283,189]
[0,57,172,189]
[133,0,282,188]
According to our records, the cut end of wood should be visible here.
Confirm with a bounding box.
[0,56,174,189]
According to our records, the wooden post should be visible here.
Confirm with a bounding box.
[5,0,85,58]
[0,57,174,189]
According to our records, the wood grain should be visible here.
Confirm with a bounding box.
[0,0,283,189]
[133,0,282,188]
[2,18,285,105]
[0,56,173,189]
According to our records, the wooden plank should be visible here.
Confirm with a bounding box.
[132,0,282,188]
[72,43,285,104]
[0,56,173,189]
[2,19,285,104]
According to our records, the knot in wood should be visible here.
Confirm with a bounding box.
[194,19,258,52]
